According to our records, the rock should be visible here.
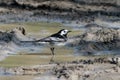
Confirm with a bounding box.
[108,57,120,65]
[70,27,120,55]
[83,28,119,42]
[84,23,103,33]
[70,73,79,80]
[0,31,12,42]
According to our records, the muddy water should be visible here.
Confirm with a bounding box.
[0,19,120,78]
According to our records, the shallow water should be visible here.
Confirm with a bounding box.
[0,19,120,78]
[0,20,120,62]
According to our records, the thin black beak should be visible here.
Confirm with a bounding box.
[68,31,72,33]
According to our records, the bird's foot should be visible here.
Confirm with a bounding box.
[49,60,55,64]
[49,55,55,64]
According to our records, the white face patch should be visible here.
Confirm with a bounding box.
[60,29,69,36]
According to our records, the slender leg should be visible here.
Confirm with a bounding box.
[50,47,55,55]
[50,47,55,63]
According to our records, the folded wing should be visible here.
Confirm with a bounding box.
[36,36,66,42]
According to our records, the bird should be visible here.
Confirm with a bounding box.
[36,29,71,56]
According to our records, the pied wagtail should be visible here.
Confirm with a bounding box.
[36,29,71,55]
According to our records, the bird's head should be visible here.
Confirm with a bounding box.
[58,29,71,37]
